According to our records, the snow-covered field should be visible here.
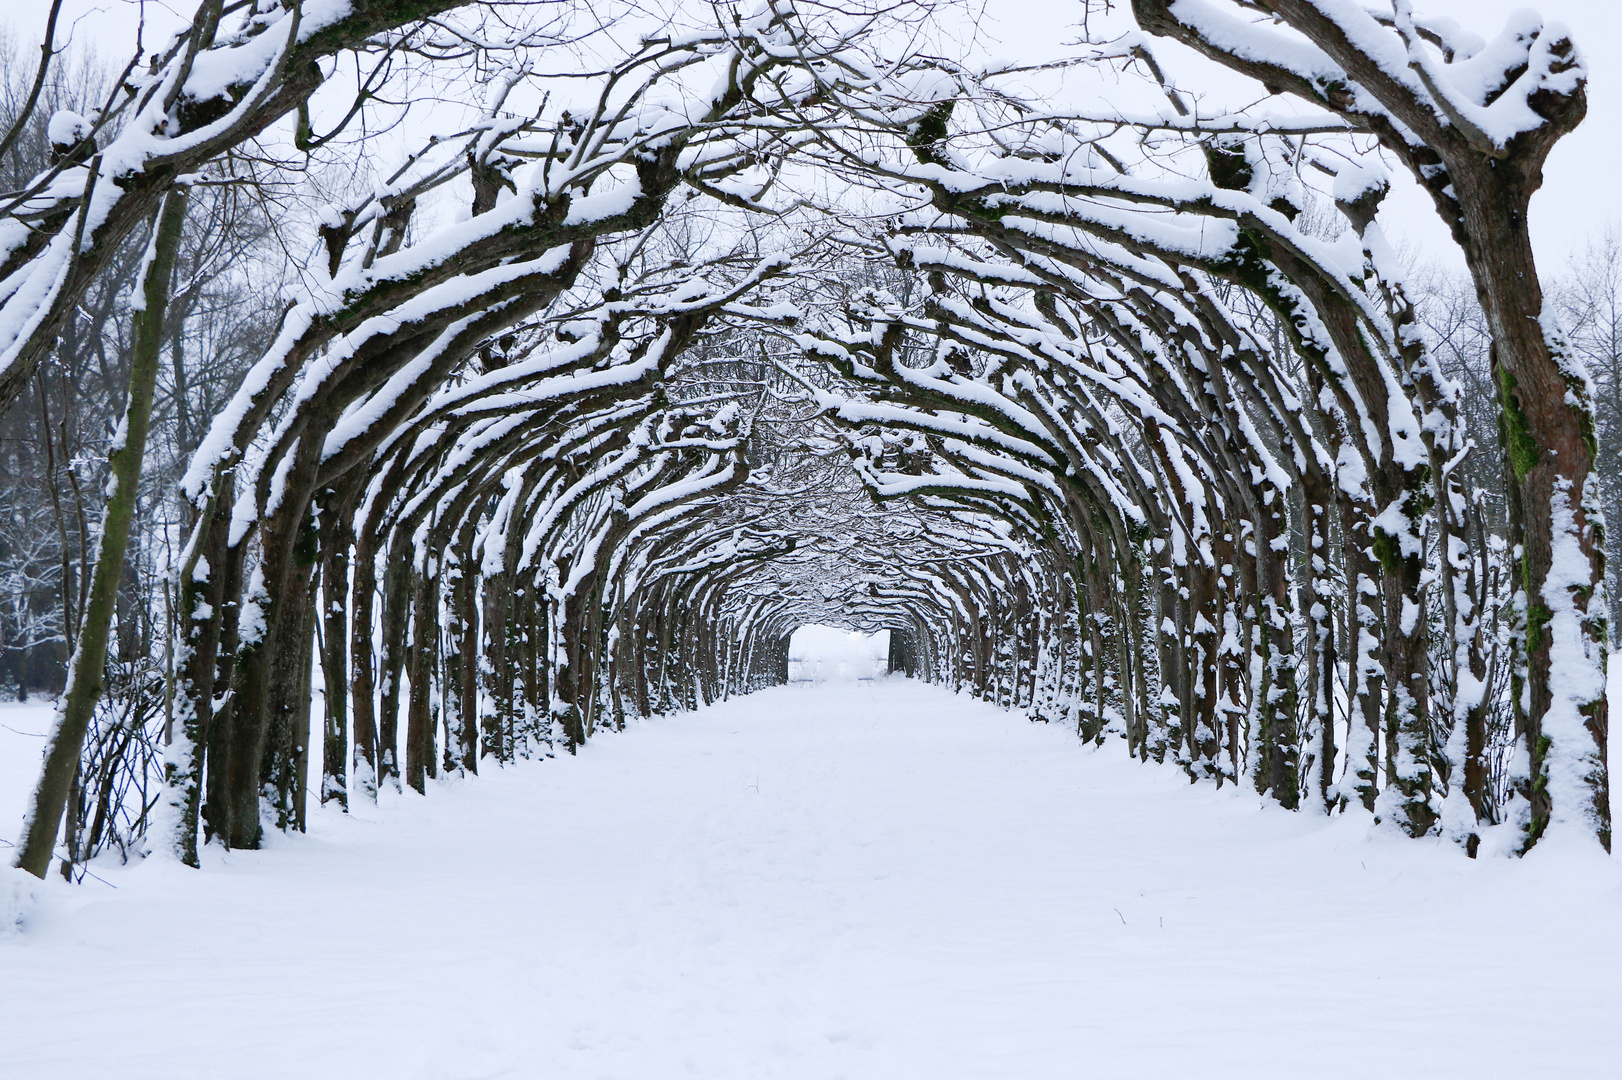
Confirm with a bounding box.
[2,680,1621,1079]
[0,704,46,846]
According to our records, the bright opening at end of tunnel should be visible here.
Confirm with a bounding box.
[787,625,890,683]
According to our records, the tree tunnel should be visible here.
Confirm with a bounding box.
[7,0,1612,881]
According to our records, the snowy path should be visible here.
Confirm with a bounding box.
[3,681,1621,1079]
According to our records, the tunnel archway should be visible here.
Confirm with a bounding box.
[9,0,1597,875]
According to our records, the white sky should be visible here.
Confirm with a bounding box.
[8,0,1618,272]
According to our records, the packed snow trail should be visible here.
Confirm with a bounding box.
[3,680,1621,1079]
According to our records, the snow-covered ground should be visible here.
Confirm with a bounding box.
[2,680,1621,1079]
[0,703,48,854]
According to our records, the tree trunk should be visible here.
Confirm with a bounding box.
[318,484,357,809]
[1472,205,1611,851]
[14,189,189,879]
[348,512,381,802]
[377,537,412,791]
[405,564,438,794]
